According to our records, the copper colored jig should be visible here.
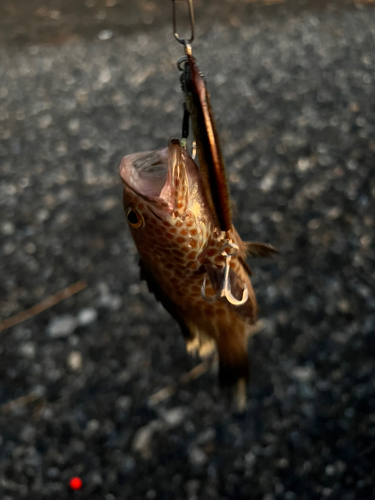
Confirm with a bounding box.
[172,0,248,306]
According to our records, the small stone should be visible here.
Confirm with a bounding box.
[36,209,49,222]
[161,407,186,427]
[80,138,92,150]
[260,172,275,192]
[99,293,122,311]
[20,424,36,443]
[117,370,131,383]
[25,242,36,254]
[337,299,350,313]
[132,420,162,459]
[47,315,78,338]
[129,284,140,295]
[196,428,216,445]
[121,455,136,474]
[116,395,132,411]
[77,307,98,326]
[360,234,371,249]
[98,29,113,40]
[292,366,315,382]
[47,467,59,479]
[3,242,15,255]
[297,157,311,171]
[325,465,335,476]
[38,115,52,129]
[88,471,102,486]
[245,451,256,468]
[19,341,35,359]
[1,221,15,235]
[86,419,100,435]
[307,219,320,230]
[189,447,207,467]
[327,206,342,220]
[271,211,283,222]
[189,447,207,466]
[67,351,82,371]
[99,68,111,84]
[101,196,118,211]
[111,296,122,310]
[49,9,60,18]
[68,118,80,133]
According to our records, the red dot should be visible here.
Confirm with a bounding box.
[69,477,82,490]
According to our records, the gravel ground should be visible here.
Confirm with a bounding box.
[0,1,375,499]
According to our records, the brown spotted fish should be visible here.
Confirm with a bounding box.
[120,0,276,403]
[119,138,276,401]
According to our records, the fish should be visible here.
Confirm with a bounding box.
[119,138,277,403]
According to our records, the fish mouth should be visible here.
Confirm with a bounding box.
[119,148,170,200]
[119,139,191,215]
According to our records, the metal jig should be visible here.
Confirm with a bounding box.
[172,0,248,307]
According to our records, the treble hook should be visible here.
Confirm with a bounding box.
[201,242,249,306]
[221,252,249,306]
[172,0,195,48]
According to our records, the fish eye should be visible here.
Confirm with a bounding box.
[126,208,144,229]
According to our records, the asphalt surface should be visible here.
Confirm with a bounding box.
[0,1,375,499]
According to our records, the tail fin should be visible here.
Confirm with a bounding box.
[217,342,249,388]
[216,324,250,412]
[217,337,249,411]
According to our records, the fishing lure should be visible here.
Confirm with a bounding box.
[119,0,276,404]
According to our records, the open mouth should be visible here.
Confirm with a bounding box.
[119,149,169,199]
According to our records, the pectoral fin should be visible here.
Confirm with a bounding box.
[245,241,278,258]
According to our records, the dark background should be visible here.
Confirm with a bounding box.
[0,0,374,499]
